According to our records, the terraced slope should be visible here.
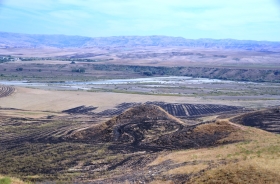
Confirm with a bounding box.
[95,102,242,117]
[231,108,280,134]
[0,85,15,98]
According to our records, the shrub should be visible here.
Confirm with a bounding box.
[143,71,153,76]
[16,68,23,71]
[72,68,85,73]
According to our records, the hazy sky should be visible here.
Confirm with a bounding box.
[0,0,280,41]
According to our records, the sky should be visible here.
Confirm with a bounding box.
[0,0,280,41]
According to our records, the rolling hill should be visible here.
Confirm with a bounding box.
[1,32,280,51]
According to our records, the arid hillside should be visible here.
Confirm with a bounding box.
[70,105,243,152]
[1,32,280,51]
[231,107,280,134]
[0,100,280,183]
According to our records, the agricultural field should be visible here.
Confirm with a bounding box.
[93,102,242,117]
[0,85,15,98]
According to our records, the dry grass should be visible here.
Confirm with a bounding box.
[193,120,240,135]
[149,180,175,184]
[150,121,275,165]
[0,87,217,112]
[120,104,186,125]
[149,119,280,183]
[165,164,208,175]
[0,109,62,118]
[1,86,275,113]
[188,162,280,184]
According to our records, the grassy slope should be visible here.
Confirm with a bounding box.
[149,120,280,183]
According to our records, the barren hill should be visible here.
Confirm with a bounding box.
[1,32,280,51]
[70,104,242,151]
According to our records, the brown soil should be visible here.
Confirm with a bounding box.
[70,105,242,152]
[1,105,279,183]
[1,87,236,113]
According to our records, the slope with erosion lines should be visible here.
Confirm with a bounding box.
[2,105,277,183]
[230,107,280,134]
[70,104,243,152]
[93,102,242,117]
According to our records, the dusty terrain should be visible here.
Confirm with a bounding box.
[69,105,240,150]
[0,36,280,183]
[0,85,279,184]
[0,97,279,183]
[0,66,279,183]
[0,86,279,114]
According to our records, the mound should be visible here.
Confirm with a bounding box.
[231,107,280,134]
[71,104,184,144]
[70,105,243,151]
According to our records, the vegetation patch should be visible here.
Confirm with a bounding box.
[189,162,280,184]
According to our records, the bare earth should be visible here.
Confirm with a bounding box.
[0,45,280,183]
[1,87,278,114]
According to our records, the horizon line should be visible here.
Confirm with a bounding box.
[1,31,280,42]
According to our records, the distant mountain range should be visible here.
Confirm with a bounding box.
[0,32,280,51]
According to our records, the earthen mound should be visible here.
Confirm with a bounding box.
[70,105,242,151]
[71,105,184,144]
